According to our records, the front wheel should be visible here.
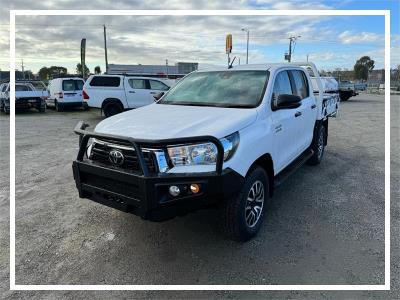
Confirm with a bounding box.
[221,167,269,242]
[307,125,326,165]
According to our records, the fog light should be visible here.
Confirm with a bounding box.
[190,183,200,194]
[169,185,180,197]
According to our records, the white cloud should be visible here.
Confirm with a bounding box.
[339,30,382,44]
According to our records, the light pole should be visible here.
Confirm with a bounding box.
[241,28,249,64]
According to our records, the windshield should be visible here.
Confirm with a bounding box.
[15,84,32,91]
[159,70,269,108]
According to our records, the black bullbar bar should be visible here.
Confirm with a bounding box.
[73,121,225,176]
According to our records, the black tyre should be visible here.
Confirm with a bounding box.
[103,101,123,118]
[341,96,350,101]
[222,167,269,242]
[38,102,46,113]
[55,100,63,112]
[307,125,326,165]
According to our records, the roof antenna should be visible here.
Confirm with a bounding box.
[228,56,236,69]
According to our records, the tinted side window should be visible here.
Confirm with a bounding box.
[149,80,169,91]
[89,76,120,87]
[290,70,309,99]
[272,71,292,99]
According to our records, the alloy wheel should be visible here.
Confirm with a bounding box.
[245,180,265,228]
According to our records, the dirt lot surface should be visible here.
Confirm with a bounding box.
[0,94,399,299]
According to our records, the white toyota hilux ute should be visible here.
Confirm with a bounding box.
[72,62,339,242]
[82,75,172,117]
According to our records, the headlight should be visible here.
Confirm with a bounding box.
[167,143,218,166]
[167,132,240,167]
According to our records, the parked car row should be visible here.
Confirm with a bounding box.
[0,76,173,116]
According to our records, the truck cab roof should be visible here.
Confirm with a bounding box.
[197,63,311,73]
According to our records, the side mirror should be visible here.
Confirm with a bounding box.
[274,94,301,110]
[153,92,164,101]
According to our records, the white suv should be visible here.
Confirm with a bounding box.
[82,75,172,117]
[72,62,339,241]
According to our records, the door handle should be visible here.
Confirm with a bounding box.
[295,111,302,117]
[129,91,135,93]
[150,92,157,94]
[311,104,316,109]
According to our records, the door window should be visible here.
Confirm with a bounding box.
[128,79,146,89]
[149,80,169,91]
[290,70,309,99]
[272,71,292,104]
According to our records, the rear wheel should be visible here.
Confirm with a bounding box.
[307,125,326,165]
[221,167,269,242]
[103,101,123,117]
[55,100,63,112]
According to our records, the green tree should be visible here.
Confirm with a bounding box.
[76,63,90,78]
[354,56,375,81]
[94,66,102,74]
[38,67,49,80]
[38,66,68,80]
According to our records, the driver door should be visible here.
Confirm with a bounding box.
[270,70,303,172]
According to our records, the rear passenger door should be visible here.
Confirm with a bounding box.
[289,70,317,152]
[125,78,152,108]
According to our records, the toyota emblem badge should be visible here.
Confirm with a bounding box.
[109,149,124,166]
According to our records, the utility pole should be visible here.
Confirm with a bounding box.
[165,59,169,79]
[103,24,108,73]
[21,59,25,79]
[241,28,249,64]
[285,35,301,63]
[306,54,309,62]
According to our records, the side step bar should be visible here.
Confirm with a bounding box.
[274,149,314,188]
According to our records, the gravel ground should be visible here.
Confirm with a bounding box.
[0,93,399,299]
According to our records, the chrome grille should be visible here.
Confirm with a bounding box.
[89,139,158,174]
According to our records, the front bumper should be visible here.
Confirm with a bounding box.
[72,121,244,221]
[72,161,243,221]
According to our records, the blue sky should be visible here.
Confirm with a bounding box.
[0,0,399,73]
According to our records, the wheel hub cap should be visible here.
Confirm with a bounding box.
[245,180,264,228]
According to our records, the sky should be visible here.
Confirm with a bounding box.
[0,0,399,74]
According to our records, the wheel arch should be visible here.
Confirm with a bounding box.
[101,98,124,110]
[314,119,328,146]
[246,153,275,197]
